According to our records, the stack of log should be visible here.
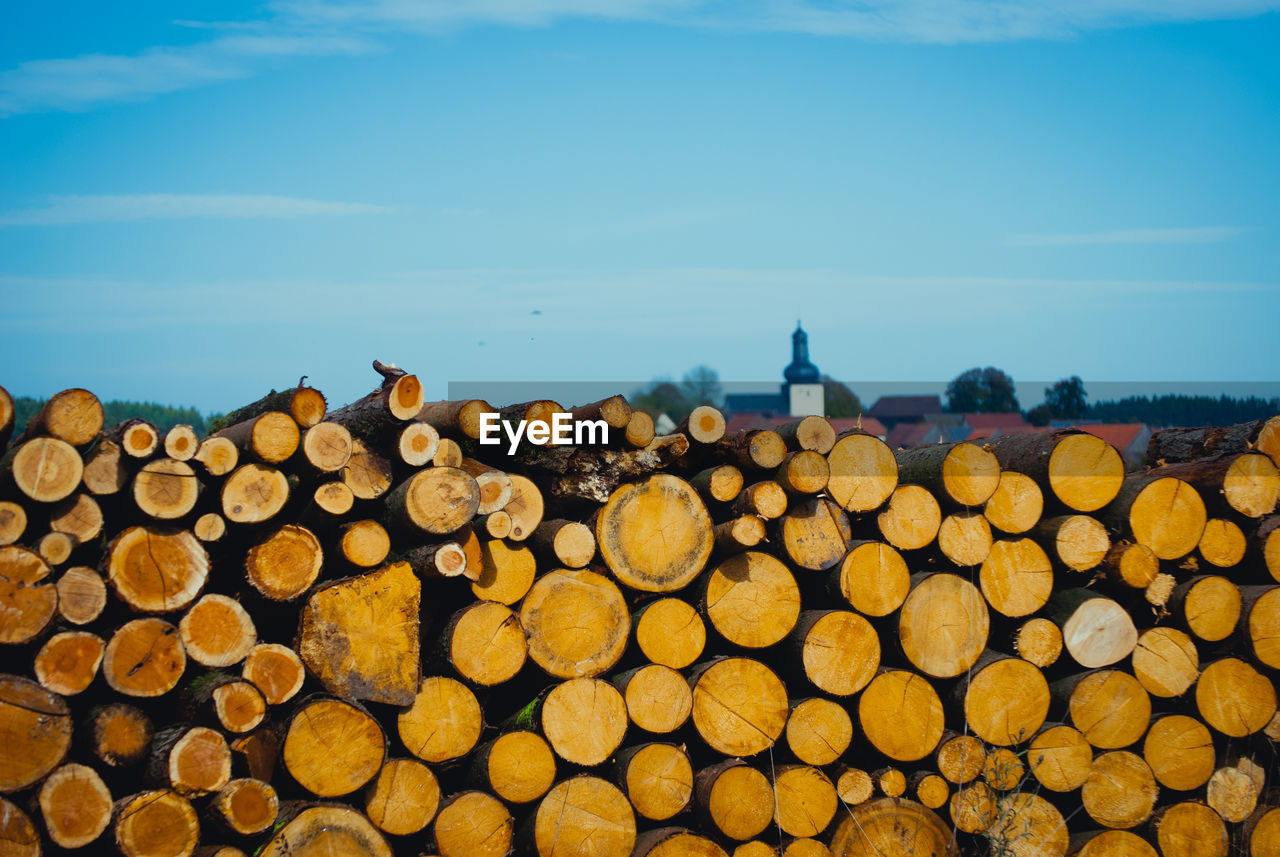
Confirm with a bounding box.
[1,366,1279,857]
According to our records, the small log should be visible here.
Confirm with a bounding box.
[696,759,774,841]
[634,597,706,669]
[962,654,1050,747]
[50,492,103,543]
[689,658,788,757]
[1206,758,1264,823]
[329,371,425,432]
[1195,657,1276,737]
[37,530,76,566]
[56,565,107,625]
[107,525,209,612]
[8,437,83,503]
[241,643,306,706]
[471,538,535,604]
[213,412,299,464]
[1142,714,1215,791]
[1068,830,1158,856]
[457,458,514,515]
[777,415,836,454]
[394,421,439,466]
[790,609,879,696]
[311,480,353,516]
[713,514,766,553]
[1246,806,1280,857]
[221,463,289,523]
[835,540,910,617]
[83,437,131,495]
[598,473,714,592]
[1199,517,1247,567]
[896,440,1001,507]
[530,776,634,856]
[679,406,727,445]
[480,510,512,539]
[530,519,596,568]
[335,519,390,568]
[836,766,875,804]
[283,696,386,797]
[211,777,278,835]
[898,573,990,678]
[216,385,327,430]
[245,524,322,601]
[205,679,267,734]
[0,674,73,791]
[522,678,628,766]
[38,762,113,848]
[148,724,232,796]
[163,424,199,461]
[829,798,956,857]
[1103,473,1206,560]
[1046,589,1137,668]
[983,429,1124,512]
[0,545,56,644]
[1131,627,1199,697]
[103,618,186,697]
[1035,514,1110,572]
[109,418,160,459]
[780,496,850,570]
[825,432,898,513]
[342,438,394,500]
[617,743,694,821]
[984,470,1044,534]
[1103,541,1160,589]
[950,782,996,834]
[1081,751,1158,829]
[193,436,238,476]
[258,804,391,857]
[520,567,629,679]
[297,421,353,474]
[1243,585,1280,668]
[0,385,11,449]
[911,773,949,809]
[418,398,494,440]
[229,730,279,782]
[398,676,483,764]
[704,551,800,648]
[980,537,1054,618]
[1028,724,1092,792]
[113,790,199,857]
[1169,575,1241,642]
[297,562,420,705]
[858,669,945,762]
[785,697,852,766]
[937,511,992,566]
[719,430,787,471]
[690,464,744,504]
[19,388,103,447]
[987,793,1068,857]
[471,731,556,804]
[615,664,692,734]
[773,765,838,838]
[363,759,437,836]
[442,600,526,687]
[634,829,726,857]
[936,733,986,785]
[570,394,632,430]
[385,467,480,535]
[876,485,941,551]
[1150,801,1228,857]
[733,480,788,519]
[504,473,544,540]
[0,500,24,545]
[89,702,153,767]
[625,410,656,447]
[405,540,469,578]
[34,630,104,695]
[433,791,514,857]
[1058,669,1151,750]
[982,747,1024,790]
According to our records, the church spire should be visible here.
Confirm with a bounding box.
[784,322,819,384]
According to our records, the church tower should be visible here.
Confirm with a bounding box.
[783,323,824,417]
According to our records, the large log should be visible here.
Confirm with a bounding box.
[37,762,113,848]
[1081,751,1159,829]
[980,537,1053,618]
[1142,715,1215,791]
[363,759,436,837]
[1103,473,1206,560]
[1150,801,1228,857]
[898,573,989,678]
[617,743,694,821]
[258,804,391,857]
[634,597,706,669]
[982,429,1124,512]
[689,658,788,757]
[1058,669,1151,750]
[962,654,1050,746]
[836,540,910,617]
[471,731,556,804]
[516,678,628,766]
[825,432,898,513]
[696,759,774,841]
[442,600,526,687]
[1147,415,1280,467]
[103,618,186,697]
[984,470,1044,534]
[791,609,879,696]
[530,775,635,857]
[7,437,83,503]
[113,790,200,857]
[896,440,1001,508]
[597,474,714,592]
[18,388,103,447]
[520,568,629,678]
[616,664,692,734]
[828,798,955,856]
[858,670,944,762]
[282,696,386,797]
[786,697,852,766]
[0,675,72,792]
[106,526,209,613]
[704,551,800,648]
[398,676,482,764]
[0,545,56,644]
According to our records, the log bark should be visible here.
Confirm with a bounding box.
[0,675,72,792]
[827,431,899,514]
[38,762,113,848]
[363,760,436,836]
[719,430,788,471]
[530,519,595,568]
[1147,415,1280,467]
[634,597,706,669]
[103,618,186,697]
[597,473,713,592]
[213,412,300,465]
[898,573,989,678]
[570,395,632,430]
[398,676,483,764]
[858,670,944,762]
[617,743,693,821]
[690,464,744,504]
[0,385,12,450]
[0,545,56,644]
[113,790,200,857]
[982,429,1124,512]
[107,526,209,612]
[417,398,494,440]
[984,470,1043,534]
[215,385,328,431]
[282,696,386,797]
[689,658,788,757]
[297,562,420,705]
[1148,453,1280,518]
[777,415,836,454]
[328,373,425,434]
[713,514,766,553]
[876,485,941,551]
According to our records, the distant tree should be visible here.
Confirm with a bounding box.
[1084,394,1280,428]
[1025,404,1052,427]
[1044,376,1088,420]
[822,376,863,418]
[680,366,723,407]
[13,396,214,436]
[945,367,1020,413]
[630,380,692,421]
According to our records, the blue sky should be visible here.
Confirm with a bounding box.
[1,1,1277,412]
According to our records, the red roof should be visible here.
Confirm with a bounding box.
[1077,423,1146,451]
[868,396,943,419]
[723,413,886,439]
[828,417,887,438]
[887,422,938,449]
[964,413,1032,429]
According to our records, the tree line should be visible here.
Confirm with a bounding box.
[10,396,220,437]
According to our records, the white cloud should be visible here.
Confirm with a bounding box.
[3,1,1279,115]
[0,194,393,226]
[1007,226,1251,246]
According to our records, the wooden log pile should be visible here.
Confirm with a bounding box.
[1,371,1280,857]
